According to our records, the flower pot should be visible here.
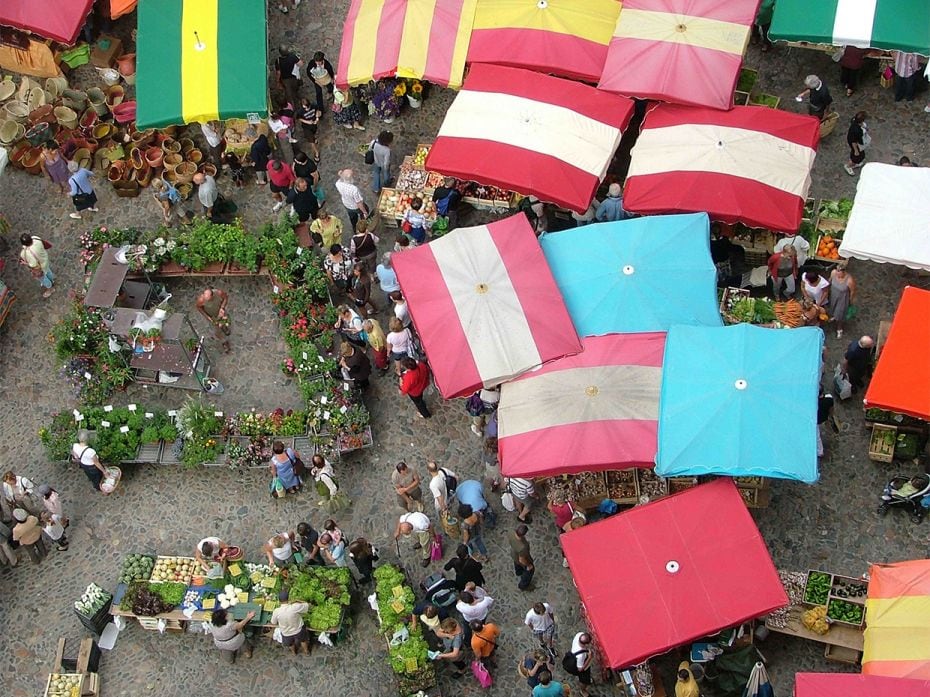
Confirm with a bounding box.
[133,162,154,187]
[106,85,125,109]
[175,161,197,184]
[407,95,422,109]
[86,87,109,116]
[164,152,183,171]
[179,137,194,154]
[144,146,163,168]
[45,76,68,100]
[53,106,78,130]
[21,147,44,175]
[3,101,29,124]
[116,53,136,76]
[108,160,128,182]
[186,148,203,164]
[0,120,24,146]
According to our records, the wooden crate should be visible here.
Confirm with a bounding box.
[869,424,897,463]
[137,616,185,632]
[824,643,861,664]
[812,232,843,263]
[45,673,83,697]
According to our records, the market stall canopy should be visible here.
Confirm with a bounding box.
[498,333,664,477]
[466,0,621,82]
[392,214,582,398]
[656,323,822,483]
[135,0,268,129]
[0,0,93,45]
[863,559,930,679]
[625,104,820,232]
[839,163,930,270]
[598,0,757,110]
[795,673,930,697]
[336,0,477,88]
[540,213,721,336]
[769,0,930,54]
[425,63,634,214]
[865,287,930,420]
[561,479,787,669]
[111,0,138,20]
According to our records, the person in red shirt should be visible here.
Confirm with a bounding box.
[267,157,296,213]
[398,357,431,419]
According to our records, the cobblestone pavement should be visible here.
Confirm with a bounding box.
[2,8,930,697]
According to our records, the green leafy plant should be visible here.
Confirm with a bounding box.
[39,412,77,461]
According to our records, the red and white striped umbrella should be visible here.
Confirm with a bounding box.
[499,333,664,478]
[425,63,634,214]
[624,104,820,232]
[392,215,582,399]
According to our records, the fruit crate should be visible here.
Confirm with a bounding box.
[667,476,699,494]
[830,574,868,604]
[45,673,83,697]
[802,569,832,606]
[637,468,668,500]
[137,616,185,632]
[869,423,897,463]
[812,232,844,263]
[827,597,866,627]
[720,286,751,315]
[605,469,638,503]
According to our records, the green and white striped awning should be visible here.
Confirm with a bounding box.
[769,0,930,55]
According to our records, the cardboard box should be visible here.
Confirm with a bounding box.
[91,36,122,69]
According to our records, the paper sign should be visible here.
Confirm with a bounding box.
[340,406,348,414]
[83,372,92,379]
[343,383,350,391]
[302,352,308,360]
[75,414,84,422]
[103,405,113,412]
[405,657,419,673]
[214,411,223,417]
[168,410,178,416]
[228,563,242,577]
[119,426,130,433]
[390,599,406,613]
[73,409,80,418]
[392,585,405,599]
[144,412,154,419]
[273,285,280,294]
[320,396,327,404]
[100,420,111,428]
[128,404,137,411]
[323,411,331,420]
[318,356,325,363]
[236,592,249,604]
[296,247,303,256]
[202,598,215,610]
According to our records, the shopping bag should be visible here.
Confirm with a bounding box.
[429,533,443,562]
[501,490,516,512]
[845,304,858,321]
[471,659,493,688]
[833,364,852,401]
[270,476,286,498]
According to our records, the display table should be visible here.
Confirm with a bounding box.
[765,604,863,663]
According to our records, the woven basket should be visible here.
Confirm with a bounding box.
[0,119,25,145]
[175,161,197,184]
[53,106,78,130]
[3,101,29,123]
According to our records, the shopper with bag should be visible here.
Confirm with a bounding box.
[66,160,98,220]
[270,440,303,495]
[19,234,55,297]
[564,632,594,697]
[394,510,434,567]
[432,617,468,678]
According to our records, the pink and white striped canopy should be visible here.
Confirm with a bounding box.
[499,333,665,478]
[392,215,582,399]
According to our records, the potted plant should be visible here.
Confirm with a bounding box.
[142,327,161,352]
[407,80,423,108]
[372,80,402,123]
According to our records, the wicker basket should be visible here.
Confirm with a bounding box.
[820,111,839,137]
[175,161,197,184]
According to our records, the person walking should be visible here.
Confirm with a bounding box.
[444,543,485,590]
[394,510,434,567]
[295,100,322,163]
[391,461,424,512]
[387,318,415,376]
[263,531,297,567]
[271,588,311,654]
[427,461,453,514]
[567,632,594,697]
[456,584,494,622]
[844,111,869,176]
[399,357,432,419]
[533,671,566,697]
[828,261,856,338]
[336,169,369,231]
[151,178,181,224]
[40,141,70,194]
[350,219,380,271]
[71,430,108,493]
[12,508,47,563]
[331,88,365,131]
[470,619,500,667]
[510,524,535,590]
[751,0,775,51]
[267,157,296,213]
[340,341,372,390]
[595,183,630,222]
[250,133,272,185]
[469,386,500,436]
[801,270,831,307]
[192,172,218,218]
[310,206,344,250]
[196,287,231,353]
[308,51,335,112]
[432,617,468,677]
[375,252,401,302]
[371,130,394,194]
[67,160,98,219]
[363,318,389,374]
[2,470,38,519]
[347,537,378,584]
[893,51,921,102]
[796,75,832,120]
[285,177,319,222]
[270,440,303,496]
[839,46,868,96]
[18,234,54,298]
[520,649,555,694]
[525,602,556,657]
[274,45,302,111]
[459,503,488,562]
[210,607,255,663]
[506,477,538,523]
[200,121,225,169]
[842,336,874,393]
[349,262,377,316]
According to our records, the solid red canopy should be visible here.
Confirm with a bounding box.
[0,0,93,45]
[865,286,930,420]
[795,673,930,697]
[561,479,787,669]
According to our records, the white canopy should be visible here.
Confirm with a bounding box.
[839,163,930,271]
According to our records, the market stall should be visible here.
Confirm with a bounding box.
[796,673,930,697]
[839,163,930,271]
[135,0,268,128]
[392,214,581,398]
[499,333,664,477]
[540,213,721,336]
[466,0,620,83]
[863,559,930,678]
[425,63,634,214]
[560,479,787,669]
[598,0,757,110]
[656,323,823,483]
[624,104,821,232]
[337,0,476,89]
[769,0,930,54]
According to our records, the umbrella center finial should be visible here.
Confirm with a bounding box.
[537,0,548,8]
[622,264,635,276]
[735,379,748,390]
[666,560,680,573]
[716,140,725,149]
[675,23,687,33]
[585,385,599,397]
[475,283,489,294]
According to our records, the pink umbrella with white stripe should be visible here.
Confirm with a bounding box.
[624,104,821,232]
[425,63,635,214]
[499,333,664,478]
[392,214,582,399]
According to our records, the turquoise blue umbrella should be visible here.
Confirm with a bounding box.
[540,213,722,336]
[656,323,823,483]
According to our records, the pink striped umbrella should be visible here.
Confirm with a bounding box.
[499,333,665,478]
[392,215,582,398]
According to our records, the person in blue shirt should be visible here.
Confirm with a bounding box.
[594,183,629,222]
[456,480,496,529]
[532,670,565,697]
[67,161,98,220]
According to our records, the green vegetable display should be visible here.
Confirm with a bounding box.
[894,433,921,459]
[151,581,188,606]
[373,565,415,634]
[285,567,352,632]
[827,598,864,625]
[804,571,831,605]
[729,297,777,324]
[389,633,429,674]
[119,554,155,584]
[818,199,854,221]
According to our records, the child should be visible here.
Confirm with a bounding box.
[41,510,68,551]
[223,152,245,188]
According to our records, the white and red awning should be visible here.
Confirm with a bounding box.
[599,0,757,110]
[392,215,582,399]
[499,333,664,478]
[425,63,634,214]
[624,104,820,232]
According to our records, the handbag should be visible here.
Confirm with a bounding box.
[286,451,306,478]
[845,304,858,321]
[465,392,485,417]
[833,363,852,401]
[364,140,375,165]
[471,659,493,689]
[71,179,96,210]
[401,219,412,233]
[501,489,517,512]
[429,533,443,561]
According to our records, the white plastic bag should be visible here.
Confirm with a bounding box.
[317,632,334,646]
[833,363,852,400]
[272,627,284,644]
[501,491,516,512]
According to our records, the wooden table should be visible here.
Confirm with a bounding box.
[765,604,863,663]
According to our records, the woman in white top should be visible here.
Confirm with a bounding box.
[263,531,296,567]
[71,430,108,493]
[386,317,415,376]
[389,291,411,327]
[801,270,830,307]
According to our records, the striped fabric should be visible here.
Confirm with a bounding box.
[391,215,581,399]
[337,0,477,88]
[624,104,820,232]
[136,0,267,128]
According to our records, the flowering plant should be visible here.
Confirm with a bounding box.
[409,80,423,97]
[393,81,407,98]
[372,80,402,120]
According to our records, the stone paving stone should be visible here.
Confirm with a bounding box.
[2,9,930,697]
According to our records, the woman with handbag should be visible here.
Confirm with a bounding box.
[18,234,54,298]
[270,440,303,495]
[66,160,98,220]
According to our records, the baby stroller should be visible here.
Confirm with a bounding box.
[878,473,930,523]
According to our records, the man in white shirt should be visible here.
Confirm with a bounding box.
[426,461,454,514]
[335,168,369,232]
[271,588,310,654]
[773,232,810,296]
[394,511,433,567]
[524,602,555,652]
[569,632,594,697]
[456,586,494,622]
[200,121,224,168]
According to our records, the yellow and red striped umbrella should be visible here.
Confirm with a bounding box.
[864,559,930,679]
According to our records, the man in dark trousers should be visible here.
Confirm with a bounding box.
[274,45,302,109]
[285,178,319,223]
[842,335,874,393]
[509,524,535,591]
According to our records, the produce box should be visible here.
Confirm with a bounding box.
[813,232,844,262]
[827,597,865,627]
[394,165,431,191]
[378,188,400,227]
[605,469,638,501]
[831,574,868,603]
[118,553,155,584]
[803,570,832,605]
[149,556,197,584]
[869,423,897,463]
[573,471,608,500]
[737,487,759,507]
[45,673,83,697]
[894,432,922,460]
[817,199,853,228]
[749,93,780,109]
[720,287,750,315]
[737,67,758,93]
[411,144,431,169]
[802,197,818,222]
[638,468,667,500]
[667,476,698,493]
